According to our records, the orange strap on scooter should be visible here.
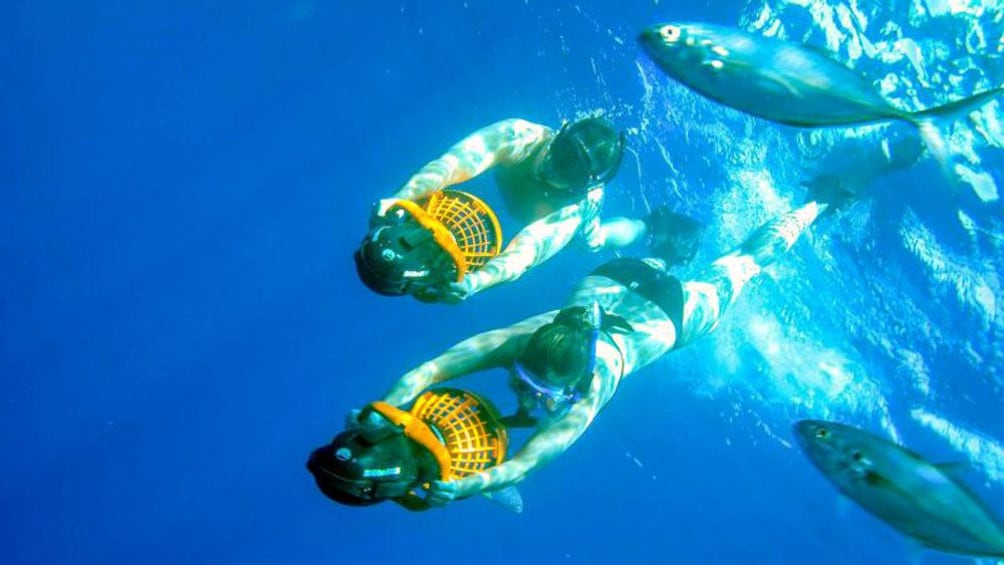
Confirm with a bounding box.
[369,401,452,481]
[389,189,503,282]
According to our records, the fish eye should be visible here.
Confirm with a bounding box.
[852,451,863,461]
[815,428,830,439]
[660,25,681,43]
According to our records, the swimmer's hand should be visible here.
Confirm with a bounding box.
[344,406,386,430]
[441,280,473,304]
[443,270,492,304]
[344,408,364,429]
[427,475,485,506]
[372,198,399,218]
[412,283,471,304]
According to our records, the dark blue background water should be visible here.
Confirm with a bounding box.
[4,2,1002,564]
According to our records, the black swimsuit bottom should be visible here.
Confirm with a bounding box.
[590,258,684,340]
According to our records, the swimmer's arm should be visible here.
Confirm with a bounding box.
[461,202,586,296]
[459,394,602,494]
[389,119,550,205]
[428,369,614,504]
[381,310,558,406]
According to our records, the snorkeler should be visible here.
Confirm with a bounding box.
[307,388,518,511]
[353,117,705,303]
[799,123,926,201]
[316,179,852,508]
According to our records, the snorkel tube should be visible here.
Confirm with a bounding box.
[510,301,609,412]
[584,300,603,378]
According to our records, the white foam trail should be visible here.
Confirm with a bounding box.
[711,309,893,425]
[911,407,1004,484]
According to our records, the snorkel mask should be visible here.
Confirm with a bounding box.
[534,119,626,195]
[512,362,585,406]
[511,301,605,409]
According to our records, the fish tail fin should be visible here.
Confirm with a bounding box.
[906,86,1004,182]
[911,86,1004,123]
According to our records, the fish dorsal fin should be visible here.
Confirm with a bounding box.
[799,41,839,62]
[933,462,970,478]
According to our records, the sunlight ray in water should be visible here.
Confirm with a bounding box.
[912,408,1004,484]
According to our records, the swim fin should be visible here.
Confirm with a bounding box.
[501,411,539,428]
[483,486,524,514]
[801,173,857,212]
[646,206,706,266]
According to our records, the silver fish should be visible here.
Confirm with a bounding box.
[794,419,1004,559]
[637,22,1003,153]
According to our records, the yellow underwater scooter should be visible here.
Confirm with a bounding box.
[354,189,504,296]
[307,388,511,511]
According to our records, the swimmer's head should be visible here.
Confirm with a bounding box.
[354,213,454,297]
[307,419,425,506]
[513,305,603,404]
[535,117,625,195]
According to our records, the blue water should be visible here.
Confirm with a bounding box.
[4,1,1004,564]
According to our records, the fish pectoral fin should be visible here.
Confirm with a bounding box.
[862,469,928,505]
[863,469,892,488]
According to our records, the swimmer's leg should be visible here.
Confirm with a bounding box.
[678,202,825,343]
[592,217,647,248]
[589,209,706,267]
[734,202,825,270]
